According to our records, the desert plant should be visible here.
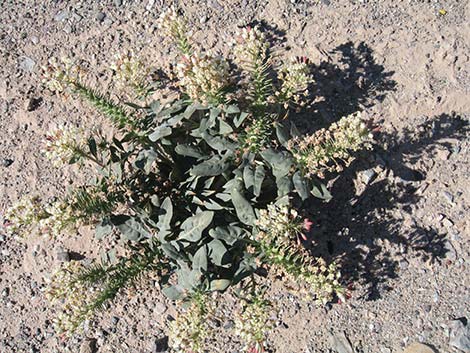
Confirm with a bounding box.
[3,7,373,352]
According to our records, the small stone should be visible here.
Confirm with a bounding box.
[449,319,470,352]
[442,191,454,203]
[208,0,223,10]
[54,10,69,22]
[1,288,9,297]
[146,0,155,11]
[399,260,409,270]
[2,158,14,167]
[321,0,331,4]
[25,97,42,112]
[1,249,10,256]
[361,169,377,184]
[79,339,96,353]
[56,251,70,262]
[442,217,454,228]
[111,316,119,325]
[329,331,354,353]
[154,302,167,315]
[436,148,450,160]
[19,57,36,72]
[0,234,5,242]
[402,342,436,353]
[114,0,123,5]
[223,320,235,330]
[199,15,208,24]
[96,12,106,22]
[151,336,169,353]
[31,36,39,45]
[443,240,457,261]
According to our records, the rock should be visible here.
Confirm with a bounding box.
[329,331,354,353]
[111,316,119,325]
[54,10,69,22]
[146,0,155,11]
[321,0,331,5]
[31,36,39,45]
[402,343,436,353]
[114,0,123,5]
[19,57,36,72]
[2,158,14,167]
[1,288,9,297]
[96,12,106,22]
[151,336,168,353]
[56,251,70,262]
[154,302,167,315]
[449,319,470,352]
[25,97,42,112]
[361,168,377,184]
[79,339,96,353]
[442,217,454,228]
[223,320,235,330]
[208,0,223,11]
[442,191,454,203]
[199,15,208,24]
[443,240,457,261]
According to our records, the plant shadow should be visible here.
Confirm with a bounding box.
[307,112,468,300]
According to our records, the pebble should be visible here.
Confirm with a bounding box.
[25,97,42,112]
[146,0,155,11]
[30,36,39,45]
[56,250,70,262]
[79,339,96,353]
[442,217,454,228]
[199,15,208,24]
[329,331,354,353]
[442,191,454,204]
[153,302,167,315]
[1,288,9,297]
[361,169,377,184]
[449,319,470,352]
[151,336,168,353]
[2,158,14,167]
[114,0,123,5]
[96,12,106,22]
[19,57,35,72]
[111,316,119,325]
[401,342,436,353]
[1,249,10,256]
[54,10,69,22]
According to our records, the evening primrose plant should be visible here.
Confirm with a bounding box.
[3,7,373,352]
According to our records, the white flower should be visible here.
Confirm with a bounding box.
[42,125,87,166]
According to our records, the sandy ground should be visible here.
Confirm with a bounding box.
[0,1,469,352]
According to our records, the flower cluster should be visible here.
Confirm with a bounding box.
[277,57,312,107]
[256,203,308,247]
[157,6,193,55]
[42,125,87,166]
[45,261,98,335]
[176,52,230,104]
[168,294,214,353]
[2,196,45,236]
[110,52,149,96]
[39,200,75,237]
[42,57,81,93]
[233,26,270,71]
[235,295,275,353]
[288,112,372,178]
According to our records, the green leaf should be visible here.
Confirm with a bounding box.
[209,226,244,245]
[112,215,150,241]
[225,105,240,114]
[149,124,172,141]
[157,197,173,240]
[179,211,214,242]
[95,218,113,240]
[260,148,292,179]
[253,165,265,197]
[243,165,255,190]
[190,155,229,176]
[275,122,290,146]
[233,112,249,128]
[162,285,184,300]
[311,181,332,201]
[293,171,309,200]
[134,148,158,174]
[210,279,231,291]
[231,189,256,225]
[276,175,293,197]
[201,132,237,152]
[192,245,208,272]
[161,242,185,261]
[208,239,230,266]
[175,144,204,159]
[219,120,233,134]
